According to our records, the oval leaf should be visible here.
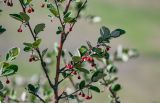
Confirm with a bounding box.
[34,23,45,35]
[111,29,125,38]
[20,12,30,22]
[75,68,89,74]
[33,39,42,48]
[0,81,3,90]
[89,85,100,93]
[79,80,85,89]
[91,70,106,82]
[100,26,110,39]
[78,45,88,57]
[9,14,23,22]
[2,65,18,76]
[111,83,121,92]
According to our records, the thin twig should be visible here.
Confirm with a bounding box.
[60,82,92,99]
[18,0,54,91]
[29,92,46,103]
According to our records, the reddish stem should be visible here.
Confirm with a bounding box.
[54,33,64,103]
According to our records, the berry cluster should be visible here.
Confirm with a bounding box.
[81,56,96,67]
[65,64,74,69]
[78,91,92,100]
[29,55,39,62]
[65,64,81,79]
[3,0,13,7]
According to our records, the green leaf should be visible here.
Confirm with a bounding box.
[68,95,75,99]
[33,39,42,48]
[48,4,59,17]
[75,0,81,2]
[75,68,89,74]
[20,12,30,22]
[64,12,71,18]
[104,52,110,60]
[79,80,85,89]
[64,17,76,23]
[23,42,33,52]
[24,46,32,52]
[23,42,33,47]
[2,65,18,76]
[34,23,45,35]
[100,26,110,39]
[111,83,121,92]
[28,84,36,93]
[72,56,81,62]
[97,36,110,43]
[0,25,6,34]
[2,62,10,69]
[91,70,107,82]
[74,63,82,68]
[56,26,63,35]
[107,64,117,73]
[6,47,20,61]
[78,45,88,56]
[111,29,125,38]
[42,48,48,58]
[89,86,100,93]
[0,81,3,90]
[56,30,61,35]
[9,14,23,22]
[27,0,32,3]
[91,47,103,58]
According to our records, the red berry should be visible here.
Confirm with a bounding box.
[66,64,73,69]
[29,58,33,62]
[17,27,22,32]
[86,96,90,99]
[69,27,72,32]
[77,75,81,79]
[78,92,81,95]
[6,79,10,84]
[106,47,110,51]
[82,93,85,97]
[87,57,94,62]
[82,56,87,61]
[27,8,32,13]
[41,3,45,8]
[73,71,77,75]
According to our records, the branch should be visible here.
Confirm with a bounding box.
[29,92,46,103]
[63,0,72,15]
[109,87,120,103]
[54,0,64,30]
[18,0,54,90]
[60,82,92,99]
[65,0,88,39]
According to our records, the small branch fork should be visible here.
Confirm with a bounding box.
[53,0,87,103]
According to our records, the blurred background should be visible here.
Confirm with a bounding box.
[0,0,160,103]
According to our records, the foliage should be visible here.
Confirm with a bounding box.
[0,0,138,103]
